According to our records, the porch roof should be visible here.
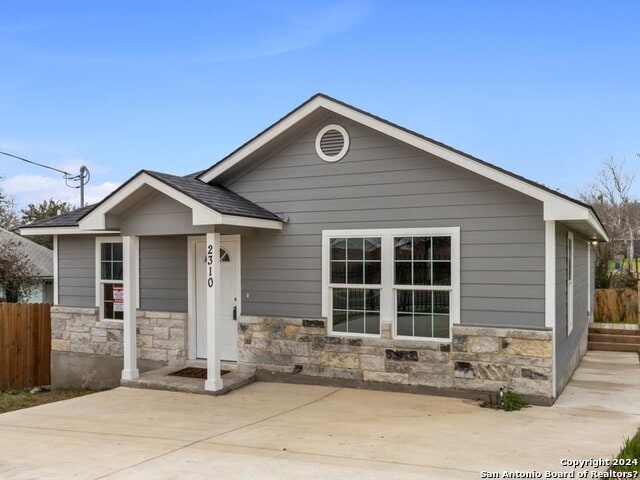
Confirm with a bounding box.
[21,170,283,234]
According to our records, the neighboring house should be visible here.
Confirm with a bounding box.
[21,94,607,403]
[0,228,53,304]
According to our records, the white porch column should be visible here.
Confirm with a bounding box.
[122,235,139,381]
[205,231,223,391]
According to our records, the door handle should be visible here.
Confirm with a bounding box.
[233,306,237,321]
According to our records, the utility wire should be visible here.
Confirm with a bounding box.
[0,150,72,176]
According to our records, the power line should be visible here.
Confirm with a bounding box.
[0,150,91,207]
[0,150,71,176]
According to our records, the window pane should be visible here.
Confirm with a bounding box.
[348,288,364,310]
[414,314,433,338]
[433,262,451,286]
[364,238,381,260]
[413,290,432,313]
[347,238,364,261]
[433,315,450,338]
[101,261,112,280]
[104,300,114,320]
[112,261,123,281]
[394,262,412,285]
[347,261,363,284]
[433,291,450,314]
[333,310,347,332]
[433,237,451,260]
[413,262,431,285]
[394,237,412,260]
[364,262,381,284]
[331,262,346,284]
[101,243,112,261]
[397,290,413,313]
[364,313,380,334]
[413,237,431,260]
[331,238,346,261]
[333,288,348,310]
[365,289,380,311]
[347,311,365,334]
[112,243,123,261]
[397,314,413,336]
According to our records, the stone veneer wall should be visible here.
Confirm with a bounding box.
[51,306,187,366]
[238,316,554,401]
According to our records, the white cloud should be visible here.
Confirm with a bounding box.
[3,174,119,209]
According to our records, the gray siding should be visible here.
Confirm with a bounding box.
[555,222,590,389]
[58,235,95,307]
[227,116,546,327]
[139,236,188,312]
[120,192,213,236]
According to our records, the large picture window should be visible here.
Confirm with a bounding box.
[97,238,123,321]
[323,228,459,341]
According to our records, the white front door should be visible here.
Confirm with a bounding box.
[195,237,239,360]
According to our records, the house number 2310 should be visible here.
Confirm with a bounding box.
[207,244,214,288]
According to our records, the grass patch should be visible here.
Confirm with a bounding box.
[612,429,640,473]
[501,390,527,411]
[0,388,97,414]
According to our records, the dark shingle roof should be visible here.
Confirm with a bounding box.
[23,171,282,229]
[142,170,282,221]
[25,205,96,228]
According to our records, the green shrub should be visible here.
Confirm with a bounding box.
[501,390,527,411]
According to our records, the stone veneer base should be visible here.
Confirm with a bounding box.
[238,316,555,405]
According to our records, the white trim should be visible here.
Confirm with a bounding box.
[197,96,607,241]
[21,227,120,236]
[567,231,574,335]
[205,232,223,392]
[52,235,59,306]
[322,227,460,341]
[135,239,140,309]
[187,235,202,361]
[587,241,592,322]
[121,235,139,381]
[95,236,123,320]
[315,124,350,162]
[545,221,557,398]
[219,214,282,230]
[544,221,556,329]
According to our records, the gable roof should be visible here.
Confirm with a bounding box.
[197,93,607,241]
[0,228,53,277]
[22,170,282,232]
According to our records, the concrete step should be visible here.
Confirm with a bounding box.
[588,333,640,345]
[588,342,640,353]
[589,327,640,336]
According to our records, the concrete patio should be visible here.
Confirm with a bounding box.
[0,351,638,479]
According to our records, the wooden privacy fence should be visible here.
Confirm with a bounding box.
[0,303,51,391]
[594,288,638,323]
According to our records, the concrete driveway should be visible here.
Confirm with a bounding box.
[0,351,638,480]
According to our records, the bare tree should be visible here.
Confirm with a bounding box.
[0,183,20,232]
[0,238,37,302]
[579,157,640,286]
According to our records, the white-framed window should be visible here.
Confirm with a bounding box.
[322,227,460,341]
[566,231,574,335]
[96,236,123,321]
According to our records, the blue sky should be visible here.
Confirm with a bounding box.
[1,1,639,208]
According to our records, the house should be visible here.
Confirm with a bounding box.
[0,228,53,303]
[21,94,608,404]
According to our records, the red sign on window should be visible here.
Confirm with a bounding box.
[113,285,124,312]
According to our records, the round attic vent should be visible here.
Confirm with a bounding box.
[315,124,349,162]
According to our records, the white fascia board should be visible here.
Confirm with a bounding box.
[78,172,223,230]
[199,96,600,232]
[219,214,283,230]
[21,227,120,236]
[199,99,323,183]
